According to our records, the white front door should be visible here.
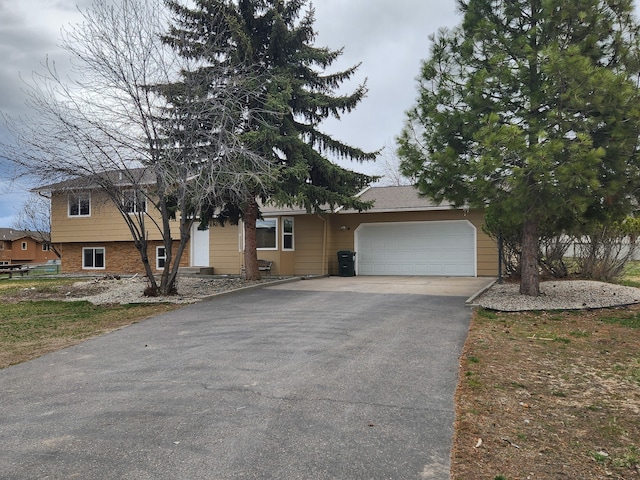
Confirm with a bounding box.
[190,224,210,267]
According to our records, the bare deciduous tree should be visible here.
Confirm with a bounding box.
[1,0,271,294]
[376,143,411,187]
[13,193,61,258]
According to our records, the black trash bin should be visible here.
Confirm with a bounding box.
[337,250,356,277]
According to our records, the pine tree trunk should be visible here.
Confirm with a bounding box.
[243,198,261,281]
[520,217,540,296]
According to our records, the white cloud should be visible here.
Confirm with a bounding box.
[312,0,460,171]
[0,0,459,155]
[0,180,30,227]
[2,0,633,213]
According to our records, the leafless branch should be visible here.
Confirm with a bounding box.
[0,0,273,294]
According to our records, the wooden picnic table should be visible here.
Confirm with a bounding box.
[0,264,30,278]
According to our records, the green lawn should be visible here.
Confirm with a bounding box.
[0,277,179,368]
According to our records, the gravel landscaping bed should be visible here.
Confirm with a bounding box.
[65,275,289,305]
[475,279,640,311]
[57,275,640,310]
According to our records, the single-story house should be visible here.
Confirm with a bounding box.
[204,185,498,277]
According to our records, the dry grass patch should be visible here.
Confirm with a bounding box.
[0,278,180,368]
[452,306,640,479]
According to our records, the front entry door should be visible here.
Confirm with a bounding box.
[190,224,210,267]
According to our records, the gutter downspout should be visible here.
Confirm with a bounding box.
[498,231,503,284]
[317,214,327,276]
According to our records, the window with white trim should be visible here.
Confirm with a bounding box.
[156,246,166,270]
[123,190,147,214]
[21,242,27,250]
[82,247,105,269]
[256,218,277,250]
[69,193,91,217]
[42,243,51,251]
[282,217,294,251]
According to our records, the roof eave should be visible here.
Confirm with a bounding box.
[339,205,462,214]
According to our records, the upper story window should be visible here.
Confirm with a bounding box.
[282,217,294,251]
[21,242,27,250]
[42,243,51,251]
[123,190,147,214]
[69,193,91,217]
[256,218,277,250]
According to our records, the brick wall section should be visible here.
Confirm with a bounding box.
[60,241,190,275]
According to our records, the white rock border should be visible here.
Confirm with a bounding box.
[473,280,640,311]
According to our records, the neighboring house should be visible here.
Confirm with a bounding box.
[41,176,498,277]
[0,229,59,265]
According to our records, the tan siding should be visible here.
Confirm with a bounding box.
[255,250,280,275]
[209,216,328,276]
[51,190,181,243]
[210,223,242,275]
[292,215,325,275]
[478,232,499,277]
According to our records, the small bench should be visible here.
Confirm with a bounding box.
[257,259,272,275]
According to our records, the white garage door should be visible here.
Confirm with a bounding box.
[355,221,476,276]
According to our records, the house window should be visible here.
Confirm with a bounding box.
[156,246,166,270]
[69,193,91,217]
[21,242,27,251]
[0,241,4,250]
[282,217,294,251]
[123,190,147,214]
[42,243,51,251]
[83,247,105,269]
[256,218,277,250]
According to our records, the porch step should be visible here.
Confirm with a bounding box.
[179,267,205,275]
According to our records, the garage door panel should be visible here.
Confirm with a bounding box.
[355,221,476,276]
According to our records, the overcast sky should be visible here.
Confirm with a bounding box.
[0,1,466,226]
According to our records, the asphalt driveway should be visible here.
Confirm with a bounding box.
[0,276,493,479]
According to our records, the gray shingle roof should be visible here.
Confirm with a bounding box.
[0,228,46,242]
[339,186,455,213]
[34,168,155,193]
[261,186,458,216]
[35,171,458,215]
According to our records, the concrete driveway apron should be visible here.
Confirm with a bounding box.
[0,276,493,480]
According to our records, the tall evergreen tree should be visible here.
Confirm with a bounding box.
[163,0,377,279]
[398,0,640,295]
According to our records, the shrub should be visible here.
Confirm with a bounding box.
[574,217,640,282]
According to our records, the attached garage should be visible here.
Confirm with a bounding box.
[355,220,477,276]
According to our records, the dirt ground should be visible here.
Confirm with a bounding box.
[452,306,640,480]
[0,278,111,303]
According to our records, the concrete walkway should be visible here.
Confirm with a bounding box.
[0,276,493,479]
